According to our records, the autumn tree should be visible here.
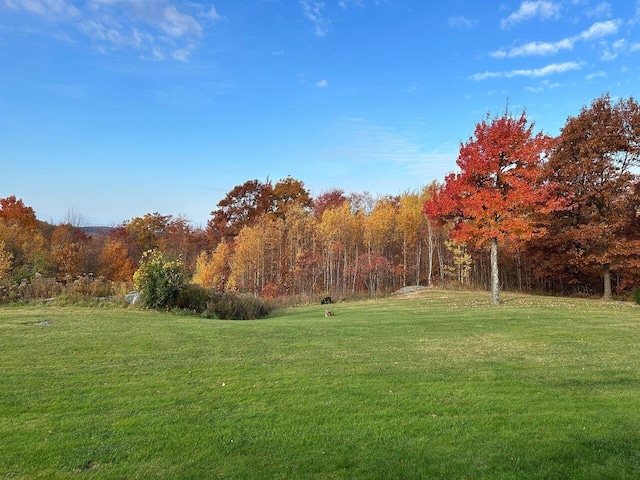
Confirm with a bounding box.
[398,189,435,286]
[0,196,50,280]
[207,179,273,245]
[313,189,348,218]
[49,223,91,279]
[318,201,363,295]
[278,203,319,295]
[98,238,137,282]
[192,239,231,291]
[124,212,173,255]
[424,112,556,304]
[270,176,313,219]
[0,195,38,229]
[0,241,13,281]
[363,196,399,290]
[544,94,640,298]
[226,221,268,294]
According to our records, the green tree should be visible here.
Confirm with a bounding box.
[133,250,185,309]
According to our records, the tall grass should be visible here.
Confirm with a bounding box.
[1,291,639,479]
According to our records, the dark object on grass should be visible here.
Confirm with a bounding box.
[321,296,333,305]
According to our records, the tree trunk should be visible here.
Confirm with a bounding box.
[490,237,500,305]
[426,219,433,287]
[603,264,612,300]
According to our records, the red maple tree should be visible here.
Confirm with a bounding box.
[424,112,557,304]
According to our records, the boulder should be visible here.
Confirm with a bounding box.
[124,291,141,305]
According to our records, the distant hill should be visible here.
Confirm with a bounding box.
[80,226,115,236]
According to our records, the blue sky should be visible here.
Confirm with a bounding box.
[2,0,640,226]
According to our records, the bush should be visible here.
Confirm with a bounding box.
[633,287,640,305]
[133,250,185,310]
[177,283,211,313]
[205,291,271,320]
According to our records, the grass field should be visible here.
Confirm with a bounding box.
[1,290,639,479]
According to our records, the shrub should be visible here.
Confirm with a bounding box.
[205,291,271,320]
[177,283,211,313]
[133,250,185,310]
[633,287,640,305]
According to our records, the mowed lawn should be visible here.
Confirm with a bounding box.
[1,291,639,479]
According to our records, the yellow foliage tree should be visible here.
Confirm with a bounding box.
[0,241,13,281]
[192,240,230,290]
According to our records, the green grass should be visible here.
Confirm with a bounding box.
[1,291,639,479]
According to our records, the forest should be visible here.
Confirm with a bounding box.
[1,93,639,304]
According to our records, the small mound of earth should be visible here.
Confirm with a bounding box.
[392,285,430,296]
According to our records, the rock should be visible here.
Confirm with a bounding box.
[392,285,430,296]
[124,291,141,305]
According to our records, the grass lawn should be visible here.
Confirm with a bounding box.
[1,290,639,479]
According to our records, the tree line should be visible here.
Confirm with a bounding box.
[1,93,639,303]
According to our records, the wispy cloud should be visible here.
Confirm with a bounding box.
[491,39,573,58]
[300,0,331,37]
[448,16,477,29]
[491,20,620,58]
[472,61,582,81]
[199,6,222,22]
[599,38,626,61]
[501,1,562,29]
[322,118,457,190]
[578,19,619,40]
[1,0,222,61]
[338,0,364,7]
[585,71,607,80]
[586,2,612,18]
[2,0,80,18]
[316,79,328,88]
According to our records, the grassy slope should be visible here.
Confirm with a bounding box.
[1,291,639,479]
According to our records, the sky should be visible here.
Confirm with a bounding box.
[2,0,640,227]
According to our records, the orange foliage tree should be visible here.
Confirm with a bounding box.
[98,238,137,282]
[424,112,557,304]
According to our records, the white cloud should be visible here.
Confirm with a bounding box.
[157,6,202,37]
[338,0,364,7]
[2,0,221,61]
[472,61,582,80]
[585,71,607,80]
[199,6,222,22]
[2,0,80,18]
[448,16,477,29]
[599,38,626,61]
[300,0,331,36]
[491,20,620,58]
[578,19,619,40]
[172,46,193,62]
[316,79,328,88]
[491,38,573,58]
[586,2,612,18]
[501,1,561,29]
